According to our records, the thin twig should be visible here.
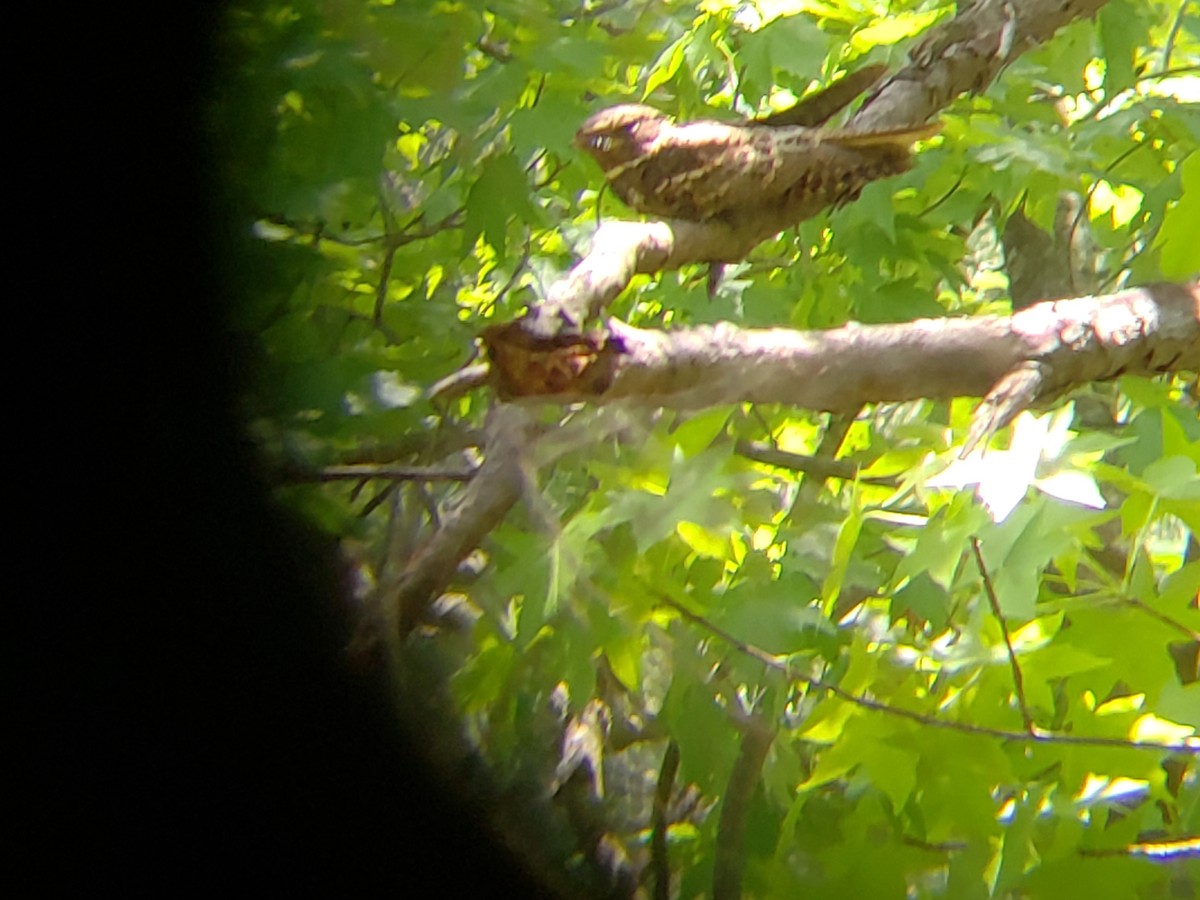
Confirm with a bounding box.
[397,207,467,244]
[476,34,512,63]
[735,439,897,485]
[918,168,968,219]
[902,835,969,853]
[787,412,857,518]
[373,243,399,325]
[359,481,398,518]
[1139,63,1200,81]
[362,201,466,327]
[653,590,1199,755]
[533,157,570,190]
[972,536,1034,733]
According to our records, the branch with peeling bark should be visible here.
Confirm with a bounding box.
[495,282,1200,440]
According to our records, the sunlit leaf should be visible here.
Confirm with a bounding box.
[850,9,945,52]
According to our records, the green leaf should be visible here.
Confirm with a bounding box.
[820,502,862,615]
[643,34,687,97]
[850,8,945,52]
[670,407,732,455]
[979,494,1095,619]
[716,577,833,656]
[990,788,1041,895]
[893,572,950,629]
[896,499,988,590]
[1098,0,1140,95]
[1155,151,1200,279]
[627,444,736,552]
[1158,562,1200,613]
[755,14,826,82]
[463,151,537,259]
[1143,455,1199,499]
[676,520,731,559]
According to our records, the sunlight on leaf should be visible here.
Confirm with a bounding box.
[1089,179,1145,229]
[643,35,687,97]
[1130,712,1196,745]
[677,520,732,559]
[850,9,946,52]
[1095,693,1144,715]
[1034,470,1106,509]
[929,407,1105,523]
[1154,152,1200,279]
[1075,774,1149,809]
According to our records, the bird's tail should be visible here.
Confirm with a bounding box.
[827,122,942,149]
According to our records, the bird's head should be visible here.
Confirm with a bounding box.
[574,104,669,171]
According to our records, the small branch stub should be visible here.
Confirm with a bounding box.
[481,320,622,399]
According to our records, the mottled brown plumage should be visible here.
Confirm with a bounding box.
[574,104,938,223]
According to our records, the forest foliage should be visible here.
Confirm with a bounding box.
[212,0,1200,896]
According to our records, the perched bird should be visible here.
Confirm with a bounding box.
[574,103,938,224]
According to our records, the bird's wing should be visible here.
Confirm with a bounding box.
[629,121,788,219]
[765,122,941,210]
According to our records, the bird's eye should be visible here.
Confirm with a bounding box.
[592,135,613,152]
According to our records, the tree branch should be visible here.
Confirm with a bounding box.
[493,283,1199,448]
[854,0,1110,134]
[713,715,774,900]
[735,439,896,486]
[373,405,537,637]
[391,284,1196,639]
[651,740,681,900]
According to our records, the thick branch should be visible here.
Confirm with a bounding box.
[513,284,1199,418]
[853,0,1110,132]
[380,405,535,635]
